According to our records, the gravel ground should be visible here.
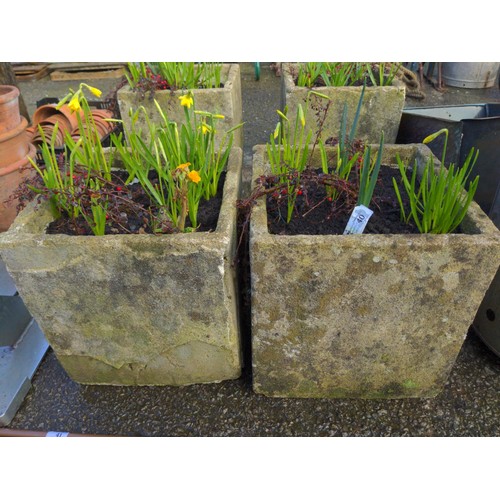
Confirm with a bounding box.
[7,327,500,437]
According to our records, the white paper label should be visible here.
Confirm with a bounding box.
[46,431,69,437]
[343,205,373,235]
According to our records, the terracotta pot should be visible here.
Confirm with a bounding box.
[33,103,83,131]
[0,85,22,135]
[58,104,84,131]
[32,104,58,125]
[0,117,29,168]
[72,121,109,140]
[92,117,113,138]
[0,142,36,232]
[38,114,72,134]
[25,125,35,142]
[91,109,113,120]
[31,123,65,148]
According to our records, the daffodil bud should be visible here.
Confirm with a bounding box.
[273,122,281,139]
[308,90,330,100]
[423,128,448,144]
[298,105,305,127]
[87,85,102,98]
[276,109,288,122]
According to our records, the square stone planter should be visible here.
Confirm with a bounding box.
[250,144,500,398]
[281,63,406,144]
[0,148,243,386]
[117,63,242,149]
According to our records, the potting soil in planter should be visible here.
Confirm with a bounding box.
[265,167,421,236]
[42,171,226,236]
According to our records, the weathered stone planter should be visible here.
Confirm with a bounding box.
[250,144,500,398]
[117,63,243,149]
[281,63,406,144]
[0,148,243,386]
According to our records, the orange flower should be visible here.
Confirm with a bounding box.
[176,162,191,170]
[187,170,201,184]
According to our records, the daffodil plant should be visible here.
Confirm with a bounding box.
[28,83,117,236]
[112,92,242,232]
[319,85,366,201]
[267,103,313,223]
[126,62,223,92]
[296,62,400,87]
[356,133,385,208]
[393,128,480,234]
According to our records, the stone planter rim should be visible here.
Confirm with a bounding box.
[251,143,500,241]
[1,147,242,246]
[118,63,238,96]
[281,62,407,91]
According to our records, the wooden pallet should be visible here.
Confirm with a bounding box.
[12,63,51,81]
[48,62,126,81]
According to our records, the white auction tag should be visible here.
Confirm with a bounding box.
[46,431,70,437]
[343,204,373,235]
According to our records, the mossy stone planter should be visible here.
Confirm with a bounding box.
[281,63,406,144]
[117,64,243,149]
[0,148,243,386]
[250,144,500,399]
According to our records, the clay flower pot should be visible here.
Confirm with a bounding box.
[33,103,83,132]
[91,109,113,120]
[0,85,22,135]
[0,117,29,168]
[72,119,112,140]
[38,114,72,135]
[91,116,114,138]
[32,104,58,125]
[25,125,35,142]
[31,123,65,148]
[0,142,36,232]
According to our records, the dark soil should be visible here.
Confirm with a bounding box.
[45,172,225,236]
[266,166,420,236]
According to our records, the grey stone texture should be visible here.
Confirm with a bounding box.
[250,144,500,399]
[0,148,243,386]
[281,63,406,144]
[117,64,243,149]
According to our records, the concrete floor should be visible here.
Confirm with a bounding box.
[3,62,500,436]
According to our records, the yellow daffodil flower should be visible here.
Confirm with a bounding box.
[187,170,201,184]
[176,162,191,170]
[179,94,194,108]
[201,123,211,135]
[68,94,81,113]
[87,85,102,98]
[213,114,225,119]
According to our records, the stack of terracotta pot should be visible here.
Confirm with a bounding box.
[27,103,115,147]
[0,85,36,232]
